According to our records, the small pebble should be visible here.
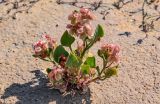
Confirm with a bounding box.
[137,39,143,44]
[55,24,58,27]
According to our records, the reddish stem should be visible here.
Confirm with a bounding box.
[86,77,100,84]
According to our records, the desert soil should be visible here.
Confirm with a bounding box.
[0,0,160,104]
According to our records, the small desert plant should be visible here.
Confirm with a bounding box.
[32,8,120,93]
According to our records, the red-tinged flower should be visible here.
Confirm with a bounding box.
[33,40,48,58]
[67,23,93,36]
[76,26,84,35]
[48,66,64,81]
[67,8,95,37]
[67,23,84,36]
[101,44,120,63]
[68,10,81,24]
[42,34,56,49]
[80,8,95,20]
[83,23,93,36]
[33,34,56,58]
[80,8,89,14]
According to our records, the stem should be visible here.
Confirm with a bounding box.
[86,56,106,84]
[80,39,95,58]
[99,55,107,75]
[48,52,59,66]
[39,57,53,63]
[48,57,55,64]
[86,77,100,84]
[105,61,114,69]
[69,45,73,52]
[100,61,114,76]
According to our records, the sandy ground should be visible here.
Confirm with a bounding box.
[0,0,160,104]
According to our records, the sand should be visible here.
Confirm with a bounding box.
[0,0,160,104]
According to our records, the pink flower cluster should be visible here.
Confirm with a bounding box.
[101,44,120,63]
[48,66,64,81]
[33,35,56,58]
[67,8,95,37]
[33,40,48,58]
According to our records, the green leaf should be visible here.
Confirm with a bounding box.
[84,57,96,68]
[54,45,69,63]
[94,24,104,38]
[46,68,52,74]
[81,64,90,74]
[104,67,118,78]
[61,30,75,47]
[66,53,82,68]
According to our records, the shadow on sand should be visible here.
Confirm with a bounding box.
[1,70,91,104]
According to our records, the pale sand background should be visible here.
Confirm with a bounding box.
[0,0,160,104]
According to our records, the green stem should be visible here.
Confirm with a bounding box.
[48,54,59,66]
[39,57,53,63]
[99,55,107,75]
[106,61,114,69]
[69,45,73,52]
[80,39,95,58]
[86,77,100,84]
[99,61,114,77]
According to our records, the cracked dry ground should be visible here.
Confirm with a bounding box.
[0,0,160,104]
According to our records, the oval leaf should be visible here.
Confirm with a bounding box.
[61,30,75,47]
[104,67,118,78]
[94,24,104,38]
[54,45,69,63]
[84,56,96,68]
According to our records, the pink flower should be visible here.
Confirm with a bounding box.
[68,10,81,24]
[101,44,120,63]
[48,66,64,81]
[67,8,95,37]
[33,34,56,58]
[80,8,95,20]
[42,34,56,49]
[33,40,48,58]
[67,23,84,36]
[67,23,93,36]
[84,23,92,36]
